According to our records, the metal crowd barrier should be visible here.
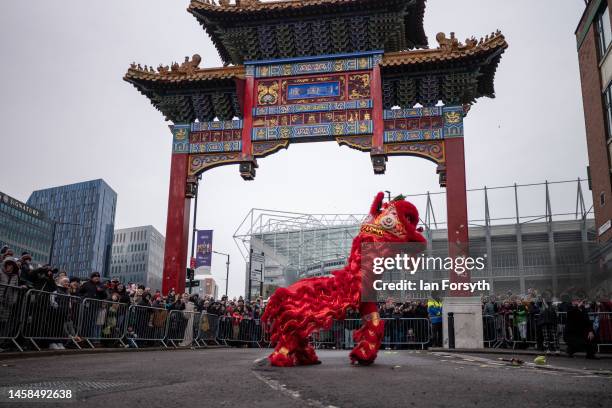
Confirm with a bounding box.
[20,289,83,351]
[125,304,169,348]
[482,314,514,348]
[260,319,273,348]
[196,312,220,346]
[310,319,353,349]
[382,318,431,349]
[216,316,264,346]
[165,309,199,348]
[4,286,611,354]
[0,284,26,352]
[76,298,129,348]
[482,311,612,353]
[310,318,432,350]
[591,312,612,352]
[482,313,554,349]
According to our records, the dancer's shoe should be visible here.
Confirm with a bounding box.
[269,347,295,367]
[349,312,385,366]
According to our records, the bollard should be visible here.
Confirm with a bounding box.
[448,312,455,349]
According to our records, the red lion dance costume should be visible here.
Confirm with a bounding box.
[262,192,426,367]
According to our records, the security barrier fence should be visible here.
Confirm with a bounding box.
[217,315,265,346]
[1,284,610,353]
[311,318,432,350]
[0,284,434,351]
[483,312,612,352]
[0,284,26,352]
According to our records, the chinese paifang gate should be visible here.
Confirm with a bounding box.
[124,0,507,354]
[262,192,427,366]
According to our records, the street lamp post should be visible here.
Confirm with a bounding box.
[188,175,202,295]
[212,250,230,297]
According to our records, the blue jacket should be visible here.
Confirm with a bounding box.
[428,299,442,324]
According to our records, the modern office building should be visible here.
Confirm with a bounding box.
[236,180,609,299]
[576,1,612,266]
[110,226,165,290]
[0,190,54,265]
[27,179,117,278]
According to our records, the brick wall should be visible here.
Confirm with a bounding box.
[577,0,612,243]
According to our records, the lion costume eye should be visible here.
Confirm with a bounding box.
[379,214,397,230]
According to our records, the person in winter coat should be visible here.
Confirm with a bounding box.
[30,266,57,292]
[115,284,131,305]
[167,289,176,304]
[0,258,19,288]
[0,258,22,340]
[0,247,14,261]
[48,277,75,350]
[79,272,107,300]
[483,296,497,316]
[536,298,559,354]
[514,301,528,342]
[179,294,196,347]
[565,300,597,359]
[79,272,107,340]
[18,252,35,288]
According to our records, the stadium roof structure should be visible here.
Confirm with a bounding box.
[233,179,594,261]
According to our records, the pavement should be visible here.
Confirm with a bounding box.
[0,348,609,407]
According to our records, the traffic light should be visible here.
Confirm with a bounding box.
[186,268,195,281]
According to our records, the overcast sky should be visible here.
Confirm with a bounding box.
[0,1,591,296]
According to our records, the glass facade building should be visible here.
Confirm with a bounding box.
[110,225,165,290]
[0,191,54,265]
[27,179,117,278]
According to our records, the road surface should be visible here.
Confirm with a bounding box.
[0,349,610,407]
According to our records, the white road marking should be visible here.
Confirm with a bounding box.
[252,369,338,408]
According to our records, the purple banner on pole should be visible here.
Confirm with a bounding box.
[196,230,213,270]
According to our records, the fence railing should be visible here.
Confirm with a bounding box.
[216,316,265,346]
[165,310,198,348]
[1,287,610,354]
[126,304,169,348]
[77,298,129,348]
[483,312,612,352]
[0,284,26,352]
[310,318,432,350]
[21,289,83,351]
[196,313,220,346]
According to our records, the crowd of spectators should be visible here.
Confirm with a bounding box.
[0,245,263,312]
[480,289,611,358]
[0,245,265,351]
[1,245,611,357]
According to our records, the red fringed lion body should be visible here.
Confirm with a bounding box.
[262,192,426,367]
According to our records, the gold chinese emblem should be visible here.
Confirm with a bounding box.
[174,128,187,141]
[333,123,344,135]
[280,127,291,139]
[445,111,462,124]
[258,82,279,106]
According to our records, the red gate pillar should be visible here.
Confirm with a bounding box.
[444,136,470,295]
[443,132,484,348]
[162,153,191,295]
[370,63,387,174]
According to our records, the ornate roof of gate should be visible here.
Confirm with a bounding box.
[381,31,508,107]
[188,0,428,65]
[124,31,507,122]
[381,31,507,67]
